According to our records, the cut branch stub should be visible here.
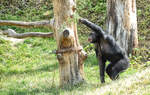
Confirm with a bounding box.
[63,29,70,38]
[78,50,87,78]
[55,46,83,54]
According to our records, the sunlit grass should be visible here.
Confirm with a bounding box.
[0,0,150,94]
[85,67,150,95]
[0,37,149,95]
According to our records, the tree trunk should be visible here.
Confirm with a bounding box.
[106,0,138,54]
[0,0,87,86]
[53,0,86,86]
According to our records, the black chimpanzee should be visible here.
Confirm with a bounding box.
[79,18,130,83]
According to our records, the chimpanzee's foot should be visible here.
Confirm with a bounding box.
[101,80,105,83]
[110,71,120,80]
[100,77,105,83]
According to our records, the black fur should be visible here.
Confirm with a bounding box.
[80,18,130,83]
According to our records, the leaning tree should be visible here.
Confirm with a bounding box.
[106,0,138,54]
[0,0,87,86]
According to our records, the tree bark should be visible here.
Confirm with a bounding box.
[0,0,87,86]
[106,0,138,54]
[53,0,86,86]
[0,19,54,28]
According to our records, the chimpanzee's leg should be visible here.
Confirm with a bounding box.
[106,58,130,80]
[106,62,116,80]
[112,58,130,78]
[98,56,106,83]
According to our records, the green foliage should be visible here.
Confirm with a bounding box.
[0,0,53,22]
[77,0,106,35]
[136,0,150,62]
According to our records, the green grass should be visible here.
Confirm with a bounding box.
[84,67,150,95]
[0,37,149,95]
[0,38,59,95]
[0,0,150,94]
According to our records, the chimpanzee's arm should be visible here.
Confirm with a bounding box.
[79,18,105,38]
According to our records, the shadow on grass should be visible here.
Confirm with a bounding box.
[0,85,60,95]
[1,62,59,78]
[0,82,104,95]
[2,55,98,78]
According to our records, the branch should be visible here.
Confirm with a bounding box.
[1,29,53,38]
[0,19,54,28]
[56,46,83,54]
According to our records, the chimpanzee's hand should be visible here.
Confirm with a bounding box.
[79,18,87,23]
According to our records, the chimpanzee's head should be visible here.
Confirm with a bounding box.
[88,32,99,43]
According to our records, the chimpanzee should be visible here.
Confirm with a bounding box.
[79,18,130,83]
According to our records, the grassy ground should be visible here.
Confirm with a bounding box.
[0,0,150,95]
[0,36,149,95]
[86,67,150,95]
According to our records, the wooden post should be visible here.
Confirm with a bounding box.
[0,0,87,86]
[53,0,86,86]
